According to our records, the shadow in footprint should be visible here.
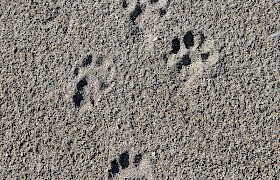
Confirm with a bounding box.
[108,159,119,179]
[74,67,79,76]
[159,8,167,17]
[183,31,194,49]
[73,77,88,108]
[73,92,84,108]
[122,0,128,8]
[133,154,142,166]
[177,54,191,71]
[76,78,88,91]
[201,52,210,62]
[130,3,142,24]
[199,32,206,47]
[150,0,158,4]
[82,54,92,67]
[171,37,180,54]
[119,151,129,169]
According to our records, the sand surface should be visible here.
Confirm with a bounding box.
[0,0,279,179]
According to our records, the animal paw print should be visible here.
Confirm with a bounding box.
[122,0,170,25]
[72,54,92,108]
[167,30,219,86]
[72,54,116,108]
[108,151,153,179]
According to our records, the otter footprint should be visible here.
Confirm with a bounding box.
[108,151,154,179]
[122,0,170,24]
[72,54,92,108]
[166,30,219,86]
[72,54,116,108]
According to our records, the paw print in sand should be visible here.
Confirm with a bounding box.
[167,30,219,87]
[121,0,170,25]
[121,0,171,50]
[108,151,154,179]
[72,54,116,109]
